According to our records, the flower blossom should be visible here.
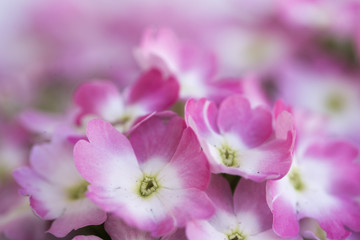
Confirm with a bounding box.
[135,28,242,102]
[74,68,179,131]
[13,127,106,237]
[185,95,295,181]
[74,113,214,237]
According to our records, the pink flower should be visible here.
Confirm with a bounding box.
[267,139,360,239]
[185,95,294,181]
[187,174,294,240]
[135,28,242,102]
[74,69,179,131]
[13,127,106,237]
[74,113,214,237]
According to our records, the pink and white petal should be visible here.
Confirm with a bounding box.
[48,198,106,237]
[266,181,299,237]
[126,68,179,111]
[72,236,103,240]
[135,28,180,74]
[305,141,360,197]
[217,95,272,148]
[105,214,156,240]
[316,205,359,240]
[13,168,67,220]
[85,119,137,158]
[185,98,220,142]
[159,127,210,190]
[30,142,81,187]
[206,174,234,214]
[74,119,141,186]
[129,114,186,166]
[186,220,227,240]
[198,177,238,235]
[74,81,124,124]
[234,179,272,235]
[158,188,215,228]
[74,140,142,189]
[88,188,175,237]
[238,136,293,181]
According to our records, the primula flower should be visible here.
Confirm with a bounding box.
[267,139,360,239]
[185,95,294,181]
[74,69,179,131]
[74,113,214,237]
[187,174,294,240]
[13,128,106,237]
[135,28,242,102]
[276,63,360,142]
[105,214,187,240]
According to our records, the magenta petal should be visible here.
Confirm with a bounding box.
[126,68,179,111]
[267,182,299,237]
[217,95,272,148]
[129,114,186,164]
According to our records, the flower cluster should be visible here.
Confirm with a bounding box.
[1,1,360,240]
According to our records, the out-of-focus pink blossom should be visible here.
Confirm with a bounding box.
[135,28,242,102]
[13,127,106,237]
[74,69,179,131]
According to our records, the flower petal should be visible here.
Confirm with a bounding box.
[217,95,272,148]
[48,198,106,237]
